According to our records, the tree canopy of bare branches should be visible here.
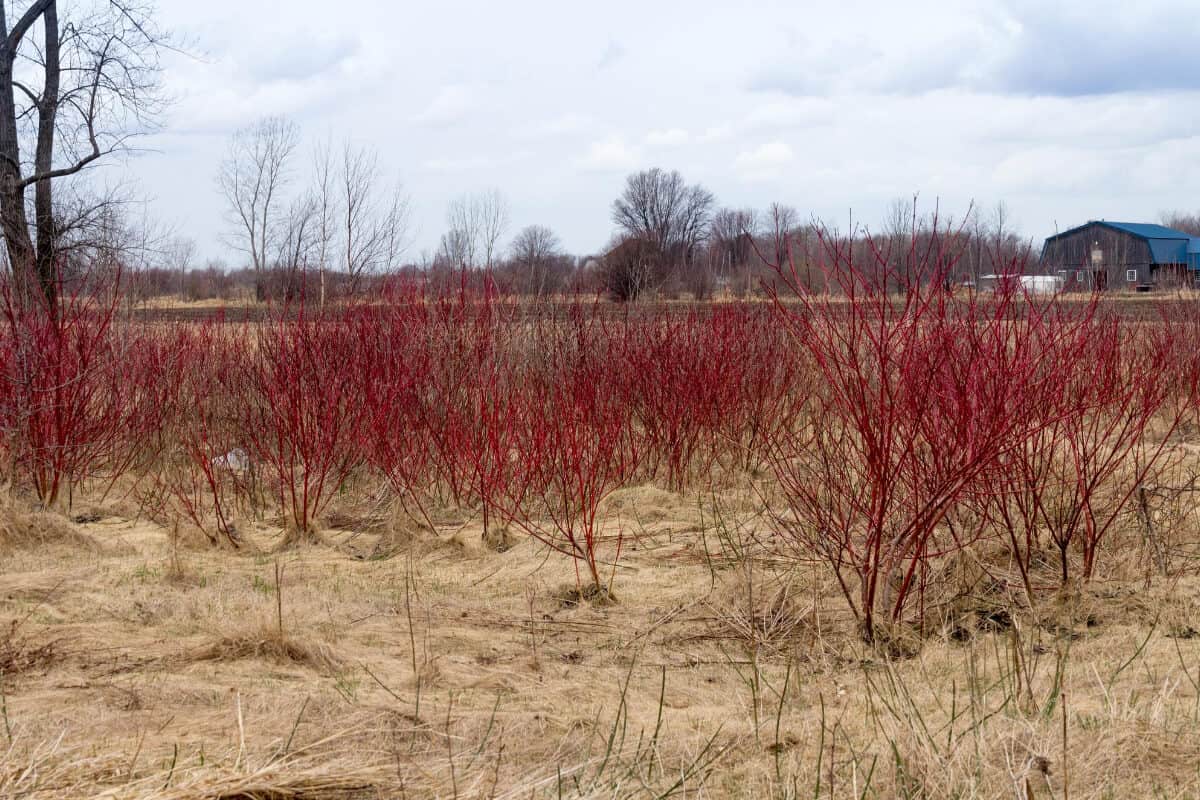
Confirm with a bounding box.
[338,142,410,294]
[764,202,798,268]
[598,234,661,302]
[220,122,409,305]
[217,116,299,301]
[0,0,168,308]
[709,207,758,274]
[440,189,509,271]
[1162,211,1200,237]
[611,168,713,266]
[507,224,568,295]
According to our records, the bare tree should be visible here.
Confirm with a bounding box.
[442,190,508,272]
[508,224,566,295]
[165,235,196,300]
[69,197,172,305]
[274,193,318,300]
[218,115,299,301]
[437,227,473,270]
[312,136,337,308]
[1162,210,1200,236]
[444,194,482,270]
[478,188,509,271]
[880,194,926,289]
[0,0,168,309]
[883,196,916,238]
[989,200,1009,257]
[709,208,757,274]
[762,202,797,266]
[597,234,662,302]
[965,203,986,286]
[612,168,714,268]
[339,141,410,295]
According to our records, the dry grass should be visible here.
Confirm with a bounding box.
[0,484,1197,798]
[185,626,340,672]
[0,732,395,800]
[0,495,98,552]
[0,619,61,676]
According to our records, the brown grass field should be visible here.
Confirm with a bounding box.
[2,472,1200,799]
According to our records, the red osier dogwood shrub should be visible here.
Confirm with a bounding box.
[149,323,243,546]
[223,309,367,540]
[760,222,1156,641]
[501,357,642,595]
[0,272,164,509]
[981,302,1188,591]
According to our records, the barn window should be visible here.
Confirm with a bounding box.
[1126,269,1137,283]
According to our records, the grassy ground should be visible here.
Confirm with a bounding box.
[0,485,1198,798]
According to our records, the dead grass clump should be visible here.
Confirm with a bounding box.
[160,524,206,587]
[933,574,1021,643]
[600,484,688,524]
[275,524,329,552]
[69,508,104,524]
[1100,721,1200,788]
[0,504,97,552]
[188,625,340,672]
[128,757,391,800]
[360,511,436,559]
[706,572,814,657]
[321,509,390,535]
[864,620,924,660]
[0,736,396,800]
[1035,583,1163,637]
[482,522,515,552]
[163,559,204,588]
[553,582,617,607]
[0,619,60,675]
[945,603,1015,643]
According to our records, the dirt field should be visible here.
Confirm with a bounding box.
[0,484,1198,799]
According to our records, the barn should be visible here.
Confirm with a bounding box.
[1041,221,1200,291]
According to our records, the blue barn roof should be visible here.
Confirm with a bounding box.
[1096,221,1191,239]
[1045,220,1200,268]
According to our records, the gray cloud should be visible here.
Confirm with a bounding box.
[991,4,1200,96]
[751,1,1200,98]
[246,34,360,83]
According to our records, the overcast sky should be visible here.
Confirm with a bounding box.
[119,0,1200,265]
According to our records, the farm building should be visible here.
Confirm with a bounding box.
[1041,221,1200,291]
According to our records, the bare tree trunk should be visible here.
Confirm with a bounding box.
[33,0,59,310]
[0,5,38,308]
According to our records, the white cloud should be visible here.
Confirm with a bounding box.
[245,33,360,82]
[421,155,496,172]
[734,141,795,175]
[751,1,1200,98]
[698,124,734,143]
[577,136,639,171]
[744,98,834,132]
[421,150,534,173]
[645,128,689,147]
[515,113,592,139]
[413,85,477,126]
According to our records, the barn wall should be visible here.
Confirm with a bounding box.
[1042,223,1152,288]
